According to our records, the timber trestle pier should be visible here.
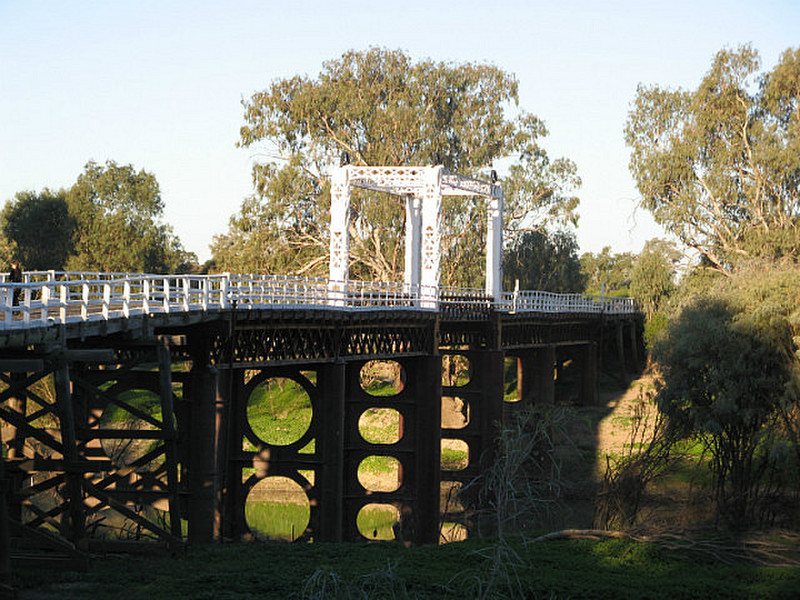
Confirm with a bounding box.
[0,271,642,571]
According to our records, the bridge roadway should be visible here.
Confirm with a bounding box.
[0,271,642,567]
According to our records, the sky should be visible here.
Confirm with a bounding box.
[1,0,798,264]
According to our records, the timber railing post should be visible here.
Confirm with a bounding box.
[219,274,230,309]
[81,283,89,321]
[102,282,111,320]
[59,284,68,323]
[142,278,150,314]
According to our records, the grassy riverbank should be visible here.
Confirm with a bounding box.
[14,534,800,599]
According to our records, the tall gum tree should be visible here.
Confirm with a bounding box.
[67,161,196,273]
[625,45,800,274]
[217,48,581,284]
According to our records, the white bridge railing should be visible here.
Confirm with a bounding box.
[0,271,637,330]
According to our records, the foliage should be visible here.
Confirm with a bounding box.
[13,535,800,599]
[502,229,585,292]
[625,45,800,274]
[0,233,15,268]
[1,188,75,270]
[215,47,581,284]
[580,246,635,296]
[643,311,669,350]
[651,266,800,527]
[461,406,570,537]
[66,160,197,273]
[667,257,725,311]
[629,238,678,319]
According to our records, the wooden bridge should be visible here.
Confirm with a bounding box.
[0,270,641,568]
[0,166,642,577]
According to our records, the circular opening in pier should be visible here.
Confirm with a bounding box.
[357,455,401,492]
[98,388,164,471]
[357,503,400,541]
[360,360,405,397]
[245,476,310,542]
[442,354,471,387]
[358,407,402,444]
[441,439,469,471]
[441,396,469,429]
[247,377,312,446]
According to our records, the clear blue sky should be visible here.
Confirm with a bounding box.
[1,0,798,264]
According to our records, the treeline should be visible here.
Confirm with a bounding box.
[1,160,197,273]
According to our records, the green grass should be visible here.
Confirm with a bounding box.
[359,455,398,476]
[356,505,399,541]
[101,389,163,423]
[245,501,398,542]
[362,380,403,396]
[246,501,311,541]
[247,378,313,445]
[12,535,800,599]
[358,407,401,444]
[441,446,468,471]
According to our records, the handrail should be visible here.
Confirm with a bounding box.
[0,272,638,330]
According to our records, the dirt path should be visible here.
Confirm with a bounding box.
[595,375,656,462]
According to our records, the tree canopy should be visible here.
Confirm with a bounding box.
[503,229,584,293]
[0,161,196,273]
[1,188,75,270]
[625,45,800,274]
[580,247,635,296]
[629,239,679,319]
[214,47,581,284]
[65,161,196,273]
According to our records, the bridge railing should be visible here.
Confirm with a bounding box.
[502,289,637,314]
[0,271,637,330]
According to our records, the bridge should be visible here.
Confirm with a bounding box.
[0,166,642,574]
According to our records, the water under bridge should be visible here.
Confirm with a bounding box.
[0,166,643,573]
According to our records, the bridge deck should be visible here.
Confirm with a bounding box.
[0,272,637,346]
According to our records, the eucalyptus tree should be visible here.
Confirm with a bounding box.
[66,160,196,273]
[629,239,679,319]
[1,188,75,270]
[215,47,581,284]
[503,229,584,293]
[625,45,800,274]
[579,247,635,296]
